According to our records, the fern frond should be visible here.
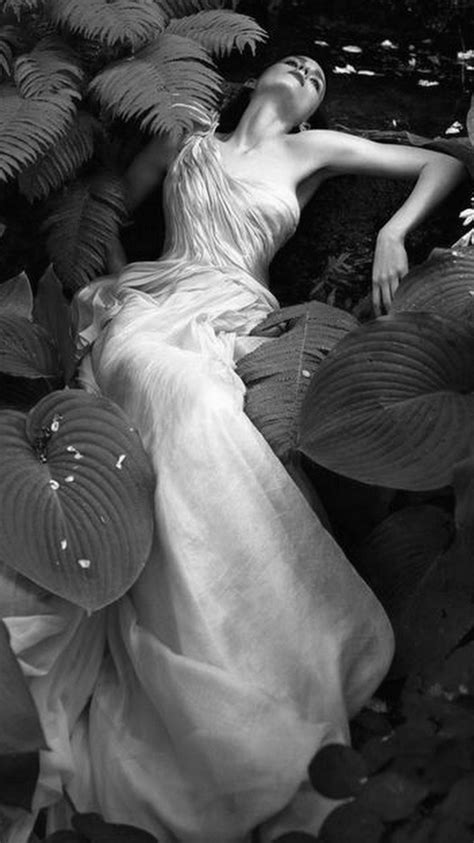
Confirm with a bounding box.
[89,33,222,136]
[0,0,42,16]
[0,83,77,182]
[43,171,127,292]
[14,37,84,98]
[47,0,166,50]
[0,26,24,80]
[160,0,229,16]
[18,112,97,202]
[165,10,266,56]
[237,302,357,461]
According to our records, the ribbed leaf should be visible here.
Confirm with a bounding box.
[44,170,127,292]
[0,315,59,378]
[0,0,41,16]
[467,92,474,146]
[33,265,76,383]
[0,620,46,755]
[0,390,155,609]
[396,541,474,676]
[0,26,24,80]
[352,505,453,620]
[14,37,84,99]
[0,271,33,319]
[0,83,77,182]
[166,10,266,56]
[299,312,474,490]
[237,301,357,461]
[392,246,474,323]
[18,112,97,202]
[161,0,228,15]
[48,0,166,49]
[89,33,222,136]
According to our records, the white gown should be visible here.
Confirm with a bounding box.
[5,121,394,843]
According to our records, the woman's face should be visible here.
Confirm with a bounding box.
[255,56,326,123]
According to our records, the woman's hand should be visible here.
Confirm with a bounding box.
[372,227,409,316]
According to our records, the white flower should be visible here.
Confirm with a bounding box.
[460,207,474,227]
[380,39,398,49]
[342,45,363,54]
[333,64,357,74]
[457,49,474,61]
[445,121,464,135]
[417,79,439,87]
[357,69,377,76]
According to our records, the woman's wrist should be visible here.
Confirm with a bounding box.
[377,222,407,243]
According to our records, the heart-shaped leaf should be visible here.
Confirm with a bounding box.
[0,620,46,756]
[33,265,76,384]
[352,505,453,618]
[0,390,154,609]
[308,743,368,798]
[237,301,357,460]
[0,314,60,378]
[299,312,474,490]
[0,272,33,319]
[391,246,474,323]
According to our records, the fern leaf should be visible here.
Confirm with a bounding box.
[43,171,127,292]
[166,10,266,56]
[0,83,77,182]
[89,33,222,136]
[47,0,166,50]
[0,26,24,81]
[18,112,97,202]
[160,0,228,17]
[237,302,357,461]
[0,0,42,16]
[14,37,84,99]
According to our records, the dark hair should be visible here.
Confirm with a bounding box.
[217,82,330,135]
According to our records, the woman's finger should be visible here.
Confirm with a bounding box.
[372,282,382,317]
[381,279,393,314]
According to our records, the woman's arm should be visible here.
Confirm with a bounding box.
[291,130,468,314]
[106,133,177,273]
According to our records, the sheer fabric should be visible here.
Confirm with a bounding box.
[6,122,394,843]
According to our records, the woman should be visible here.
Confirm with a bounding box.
[7,56,466,843]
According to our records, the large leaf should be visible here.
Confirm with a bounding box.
[0,83,77,182]
[0,390,154,609]
[0,25,24,80]
[18,112,97,202]
[299,312,474,490]
[13,37,84,99]
[89,32,223,136]
[160,0,230,15]
[0,0,42,16]
[43,170,127,292]
[0,620,46,755]
[352,505,453,619]
[0,314,60,378]
[166,10,266,56]
[33,265,77,384]
[0,271,33,319]
[391,246,474,323]
[237,301,357,461]
[48,0,166,50]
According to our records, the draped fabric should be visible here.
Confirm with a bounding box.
[6,122,394,843]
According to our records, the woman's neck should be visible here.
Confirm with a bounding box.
[225,95,293,154]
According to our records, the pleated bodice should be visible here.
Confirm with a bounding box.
[160,123,300,286]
